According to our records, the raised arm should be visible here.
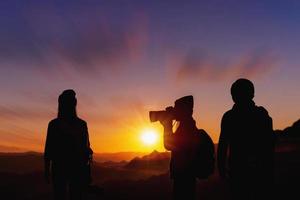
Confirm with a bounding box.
[217,114,230,179]
[161,107,176,151]
[162,120,175,151]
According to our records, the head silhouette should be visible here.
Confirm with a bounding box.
[174,95,194,121]
[58,89,77,119]
[231,79,254,104]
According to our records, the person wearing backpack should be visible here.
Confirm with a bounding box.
[217,79,275,200]
[151,95,214,200]
[44,90,93,200]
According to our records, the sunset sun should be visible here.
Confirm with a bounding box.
[140,129,159,146]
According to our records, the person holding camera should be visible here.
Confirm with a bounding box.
[150,96,213,200]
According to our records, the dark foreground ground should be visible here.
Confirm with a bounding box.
[0,139,299,200]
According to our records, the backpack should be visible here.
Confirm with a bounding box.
[194,129,215,179]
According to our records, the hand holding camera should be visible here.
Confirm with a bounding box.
[149,106,175,128]
[160,106,174,127]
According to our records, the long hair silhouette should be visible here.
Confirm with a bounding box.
[57,89,77,119]
[44,89,93,200]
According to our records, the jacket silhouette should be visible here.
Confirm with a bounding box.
[44,90,92,200]
[162,96,199,200]
[217,79,275,200]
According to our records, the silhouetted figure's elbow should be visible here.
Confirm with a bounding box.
[164,140,174,151]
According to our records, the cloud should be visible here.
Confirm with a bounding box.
[0,3,149,76]
[0,105,51,121]
[84,95,148,125]
[168,49,278,83]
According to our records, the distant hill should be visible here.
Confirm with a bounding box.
[124,150,170,172]
[0,151,162,183]
[0,142,300,199]
[93,152,149,162]
[275,119,300,138]
[0,145,28,152]
[100,160,128,168]
[0,151,148,164]
[0,152,43,173]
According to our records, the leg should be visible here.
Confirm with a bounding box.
[173,177,196,200]
[52,176,67,200]
[69,182,83,200]
[230,176,250,200]
[69,173,84,200]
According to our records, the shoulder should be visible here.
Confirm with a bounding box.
[222,109,234,122]
[47,119,60,132]
[48,118,59,126]
[255,106,271,118]
[75,118,88,126]
[256,106,268,114]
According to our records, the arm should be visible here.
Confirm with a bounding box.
[84,122,93,162]
[161,107,175,151]
[260,108,275,171]
[44,121,54,184]
[162,120,174,151]
[83,122,93,184]
[217,115,229,179]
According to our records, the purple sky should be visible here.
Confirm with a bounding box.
[0,0,299,152]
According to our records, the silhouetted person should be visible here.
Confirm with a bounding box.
[161,96,199,200]
[44,90,93,200]
[217,79,275,200]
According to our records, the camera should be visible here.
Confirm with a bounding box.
[149,95,194,123]
[149,107,175,122]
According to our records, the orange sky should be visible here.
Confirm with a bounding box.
[0,1,300,153]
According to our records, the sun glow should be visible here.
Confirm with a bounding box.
[140,129,159,146]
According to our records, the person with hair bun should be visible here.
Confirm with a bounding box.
[44,89,93,200]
